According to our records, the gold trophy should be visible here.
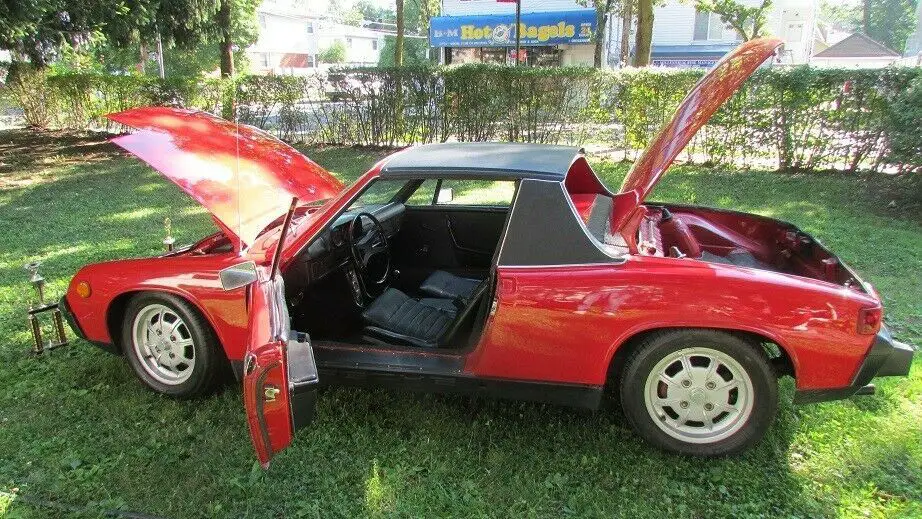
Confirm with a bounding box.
[24,262,68,354]
[163,217,175,252]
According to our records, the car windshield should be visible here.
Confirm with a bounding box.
[347,179,409,210]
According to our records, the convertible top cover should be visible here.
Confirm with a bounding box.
[379,142,583,181]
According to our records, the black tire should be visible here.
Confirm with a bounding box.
[619,329,778,456]
[121,292,222,398]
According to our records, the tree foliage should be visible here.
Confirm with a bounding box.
[319,40,347,64]
[820,0,917,52]
[378,36,428,66]
[0,0,258,76]
[695,0,773,41]
[352,0,397,24]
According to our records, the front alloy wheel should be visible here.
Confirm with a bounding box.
[620,330,777,456]
[131,303,196,385]
[122,293,222,398]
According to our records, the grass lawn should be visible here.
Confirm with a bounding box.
[0,129,920,518]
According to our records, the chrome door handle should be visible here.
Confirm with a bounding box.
[264,385,280,402]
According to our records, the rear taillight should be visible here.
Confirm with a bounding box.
[857,306,882,335]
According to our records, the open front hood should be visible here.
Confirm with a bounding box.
[612,37,782,231]
[108,107,344,250]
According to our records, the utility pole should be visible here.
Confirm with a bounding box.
[396,0,405,65]
[515,0,521,65]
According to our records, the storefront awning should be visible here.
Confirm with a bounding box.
[429,10,596,48]
[651,44,737,68]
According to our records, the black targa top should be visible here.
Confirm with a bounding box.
[375,142,620,266]
[379,142,585,181]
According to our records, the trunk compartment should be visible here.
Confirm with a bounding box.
[660,205,869,292]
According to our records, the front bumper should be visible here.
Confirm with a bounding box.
[58,296,86,340]
[794,326,915,404]
[58,296,120,355]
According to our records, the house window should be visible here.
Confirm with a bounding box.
[258,14,267,29]
[693,11,725,41]
[372,39,378,50]
[258,52,270,68]
[347,37,353,47]
[306,22,314,34]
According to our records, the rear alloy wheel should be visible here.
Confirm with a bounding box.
[620,330,777,456]
[122,293,222,398]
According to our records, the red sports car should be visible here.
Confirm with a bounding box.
[60,38,912,464]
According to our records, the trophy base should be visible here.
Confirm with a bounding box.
[28,303,69,355]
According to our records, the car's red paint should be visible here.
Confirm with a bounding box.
[108,106,343,249]
[466,256,877,389]
[243,273,294,467]
[611,37,782,234]
[61,38,904,463]
[66,252,251,357]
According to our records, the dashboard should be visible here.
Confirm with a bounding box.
[288,203,405,286]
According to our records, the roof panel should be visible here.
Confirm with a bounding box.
[813,33,900,58]
[379,142,582,181]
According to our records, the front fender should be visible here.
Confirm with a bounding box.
[65,254,250,361]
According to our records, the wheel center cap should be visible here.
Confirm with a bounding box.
[689,388,707,405]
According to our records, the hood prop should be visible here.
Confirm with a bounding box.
[270,198,298,280]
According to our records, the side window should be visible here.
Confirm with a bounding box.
[435,179,516,207]
[406,179,439,206]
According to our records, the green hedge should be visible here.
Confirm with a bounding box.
[4,64,921,173]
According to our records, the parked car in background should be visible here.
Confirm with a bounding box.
[59,38,913,465]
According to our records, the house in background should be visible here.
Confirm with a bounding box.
[811,32,901,68]
[247,1,389,74]
[812,21,853,55]
[607,0,818,68]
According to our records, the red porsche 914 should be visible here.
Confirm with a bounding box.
[59,38,913,464]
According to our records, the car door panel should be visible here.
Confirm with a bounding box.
[393,206,507,272]
[243,273,318,467]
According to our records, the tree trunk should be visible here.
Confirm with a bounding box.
[218,0,234,77]
[138,43,147,74]
[395,0,405,66]
[862,0,871,35]
[632,0,653,67]
[620,0,633,66]
[594,9,608,67]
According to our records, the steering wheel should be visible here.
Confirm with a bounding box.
[348,212,391,289]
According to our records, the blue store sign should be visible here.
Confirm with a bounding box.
[429,10,596,48]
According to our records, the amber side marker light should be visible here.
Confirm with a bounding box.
[857,307,881,335]
[75,281,92,298]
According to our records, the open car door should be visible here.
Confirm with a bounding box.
[241,200,319,467]
[242,272,318,467]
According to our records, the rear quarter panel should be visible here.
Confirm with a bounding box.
[466,256,879,390]
[65,253,250,361]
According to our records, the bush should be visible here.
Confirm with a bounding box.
[3,63,56,129]
[2,64,921,173]
[885,74,922,173]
